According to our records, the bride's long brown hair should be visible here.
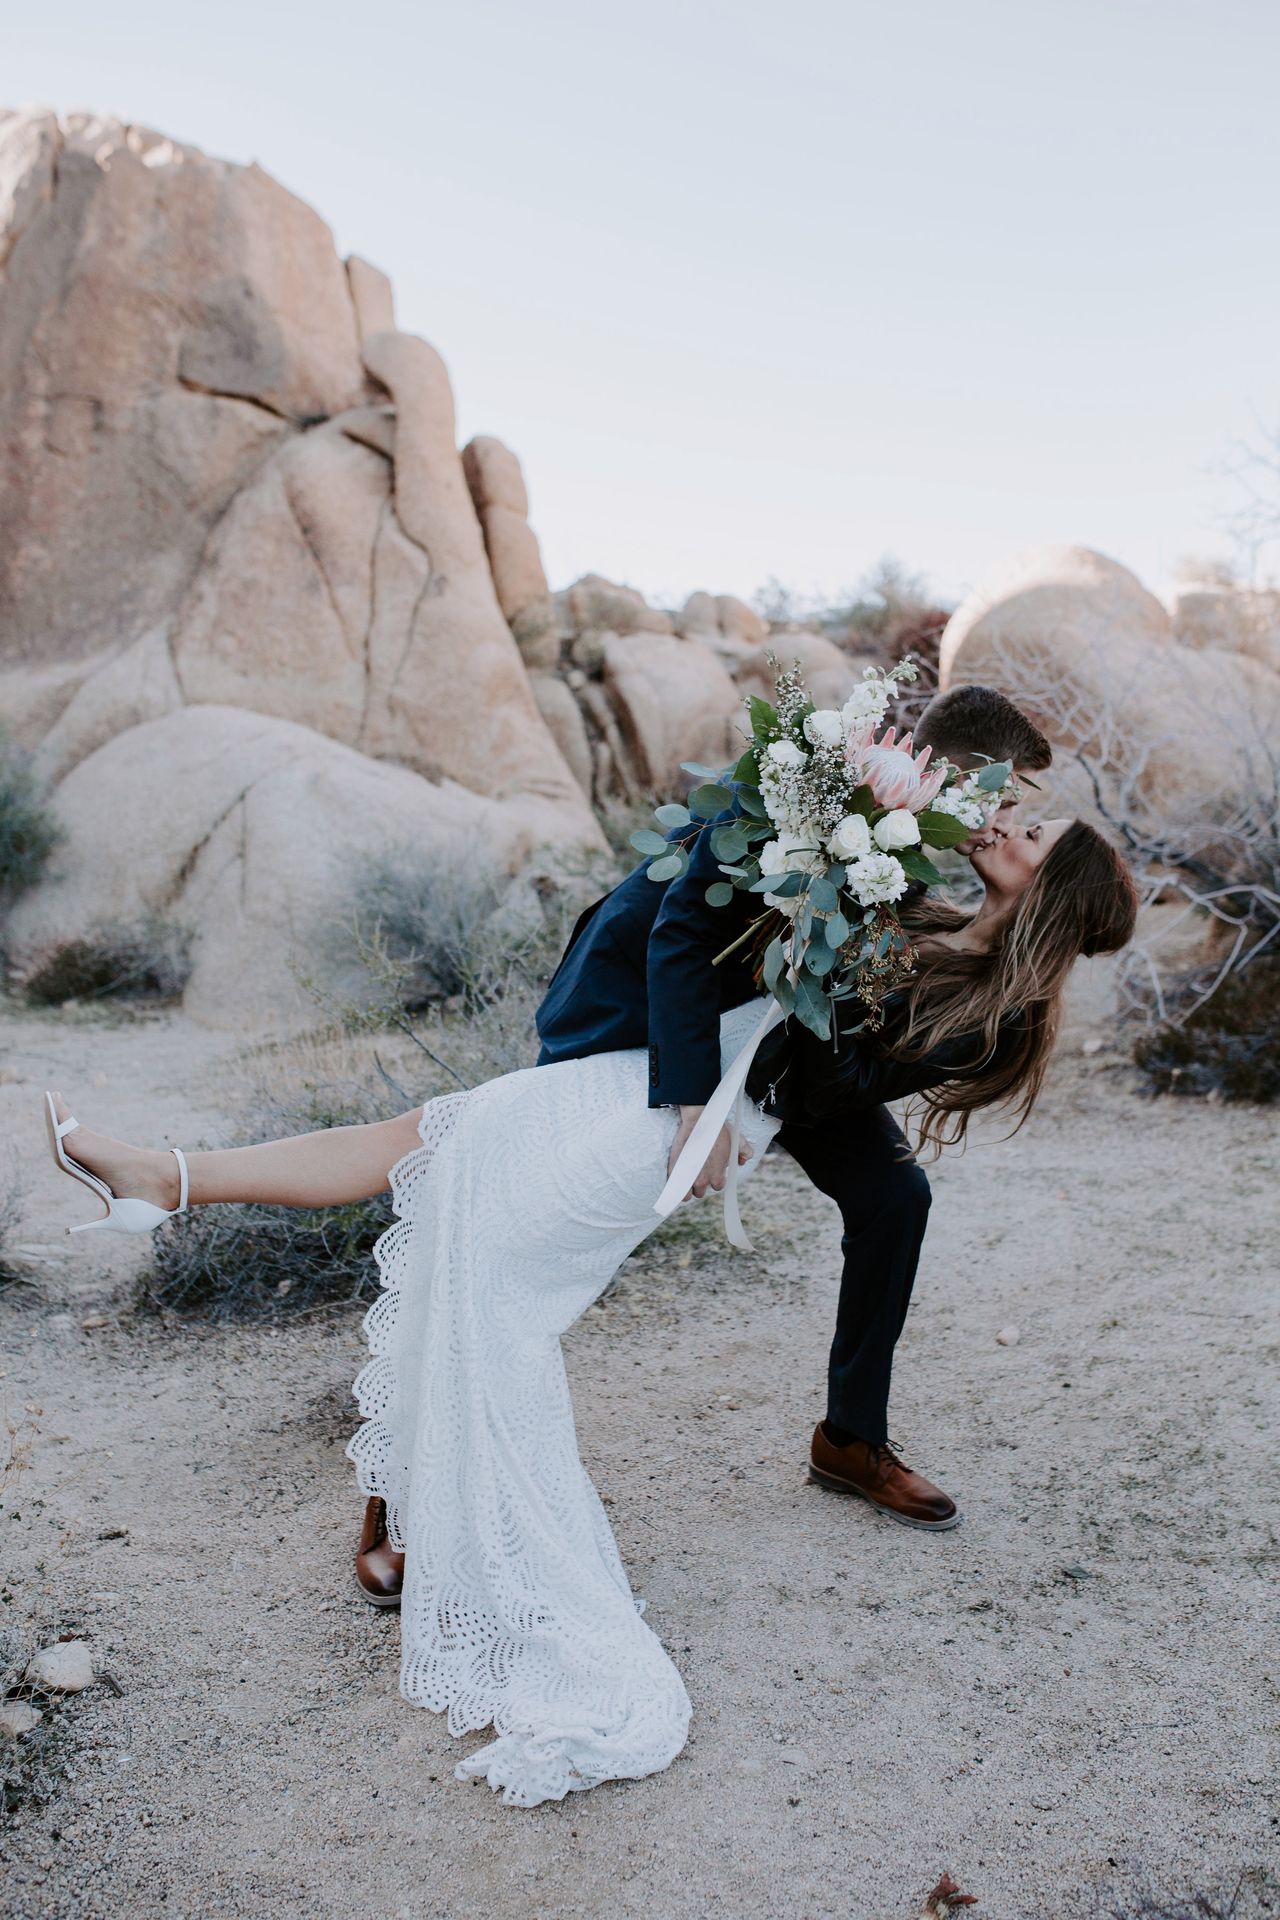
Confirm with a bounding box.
[887,821,1138,1156]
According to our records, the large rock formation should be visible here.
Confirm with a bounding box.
[0,106,609,1025]
[938,544,1280,824]
[5,707,535,1028]
[0,105,892,1027]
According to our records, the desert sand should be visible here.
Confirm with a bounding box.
[1,984,1275,1920]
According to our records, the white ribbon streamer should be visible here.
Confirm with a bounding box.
[653,995,787,1252]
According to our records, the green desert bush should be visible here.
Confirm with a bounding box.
[0,727,61,903]
[20,913,194,1006]
[1133,957,1280,1104]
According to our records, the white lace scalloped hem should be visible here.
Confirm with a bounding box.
[342,1019,784,1809]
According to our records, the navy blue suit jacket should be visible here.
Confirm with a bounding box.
[536,800,760,1108]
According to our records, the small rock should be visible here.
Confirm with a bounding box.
[87,1590,120,1603]
[995,1325,1020,1346]
[779,1746,809,1767]
[0,1700,43,1737]
[81,1314,109,1331]
[26,1639,95,1692]
[1081,1037,1104,1056]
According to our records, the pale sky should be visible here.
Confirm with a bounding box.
[6,0,1278,611]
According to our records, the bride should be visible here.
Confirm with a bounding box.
[42,816,1136,1807]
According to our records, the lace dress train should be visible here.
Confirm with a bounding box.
[345,1000,778,1807]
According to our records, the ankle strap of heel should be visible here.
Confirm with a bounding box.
[170,1146,189,1213]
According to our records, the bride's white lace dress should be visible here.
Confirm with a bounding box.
[345,999,778,1807]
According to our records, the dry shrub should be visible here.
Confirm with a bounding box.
[1134,956,1280,1103]
[0,1155,29,1294]
[1091,1870,1276,1920]
[0,726,62,905]
[20,914,193,1006]
[138,856,619,1324]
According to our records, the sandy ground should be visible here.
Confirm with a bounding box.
[1,988,1277,1920]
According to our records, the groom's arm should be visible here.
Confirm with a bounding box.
[645,799,754,1111]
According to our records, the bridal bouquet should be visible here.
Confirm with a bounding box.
[632,656,1021,1039]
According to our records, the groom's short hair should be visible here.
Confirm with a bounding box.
[914,684,1053,772]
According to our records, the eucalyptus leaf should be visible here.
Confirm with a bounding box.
[764,870,806,898]
[689,782,733,819]
[704,881,735,907]
[646,852,685,883]
[976,760,1012,792]
[681,761,728,781]
[630,828,671,855]
[710,823,750,861]
[737,780,768,816]
[807,876,838,913]
[793,972,832,1040]
[653,802,692,828]
[825,910,850,948]
[827,862,846,888]
[774,974,796,1016]
[762,937,788,995]
[803,939,837,977]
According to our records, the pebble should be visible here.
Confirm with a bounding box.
[0,1701,43,1737]
[26,1639,95,1692]
[779,1746,809,1767]
[995,1325,1021,1346]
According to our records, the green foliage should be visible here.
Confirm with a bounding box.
[20,915,193,1005]
[1134,959,1280,1104]
[916,807,971,848]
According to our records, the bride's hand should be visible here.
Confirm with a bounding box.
[668,1105,753,1200]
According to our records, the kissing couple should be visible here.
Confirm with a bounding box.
[43,678,1137,1807]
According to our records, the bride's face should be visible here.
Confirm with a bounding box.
[967,817,1072,898]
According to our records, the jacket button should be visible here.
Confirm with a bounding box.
[648,1044,659,1086]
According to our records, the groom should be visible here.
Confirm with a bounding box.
[532,683,1052,1528]
[354,684,1051,1598]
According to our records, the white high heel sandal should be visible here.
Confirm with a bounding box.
[44,1092,190,1235]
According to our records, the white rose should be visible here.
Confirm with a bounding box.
[803,708,844,750]
[872,808,921,852]
[766,738,806,769]
[760,829,823,916]
[827,813,871,861]
[845,851,909,907]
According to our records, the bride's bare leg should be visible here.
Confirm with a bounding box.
[48,1091,425,1213]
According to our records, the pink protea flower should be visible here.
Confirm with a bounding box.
[850,726,948,813]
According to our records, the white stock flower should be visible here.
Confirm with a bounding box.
[766,738,807,769]
[846,851,909,907]
[841,678,892,729]
[827,813,872,860]
[803,708,844,750]
[933,788,987,830]
[872,808,921,852]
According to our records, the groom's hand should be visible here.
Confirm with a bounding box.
[668,1104,753,1200]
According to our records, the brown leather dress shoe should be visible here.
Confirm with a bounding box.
[354,1496,405,1607]
[808,1423,960,1531]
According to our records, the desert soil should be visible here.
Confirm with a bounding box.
[1,986,1276,1920]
